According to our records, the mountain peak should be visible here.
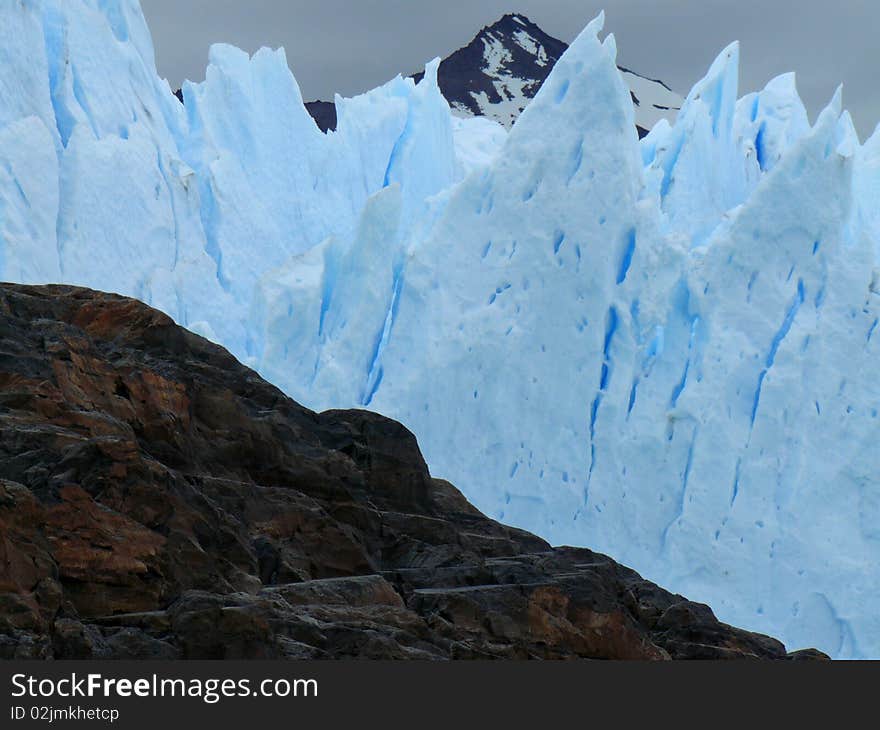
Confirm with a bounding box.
[485,12,538,31]
[308,14,681,136]
[418,13,568,128]
[422,12,681,132]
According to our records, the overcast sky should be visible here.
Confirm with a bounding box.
[141,0,880,138]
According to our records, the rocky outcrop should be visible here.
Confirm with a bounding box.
[304,100,338,133]
[0,284,824,660]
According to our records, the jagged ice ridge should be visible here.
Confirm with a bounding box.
[1,0,878,658]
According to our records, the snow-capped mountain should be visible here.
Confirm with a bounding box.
[409,13,568,129]
[414,13,681,134]
[308,13,682,136]
[1,1,879,659]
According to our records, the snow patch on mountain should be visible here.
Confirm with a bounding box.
[620,67,683,132]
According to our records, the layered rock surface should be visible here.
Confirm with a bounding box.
[0,284,822,660]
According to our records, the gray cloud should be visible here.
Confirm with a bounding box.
[141,0,880,138]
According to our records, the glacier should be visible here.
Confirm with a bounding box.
[1,0,879,658]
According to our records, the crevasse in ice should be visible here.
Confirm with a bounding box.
[1,1,878,658]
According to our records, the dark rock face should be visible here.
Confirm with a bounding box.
[0,284,825,660]
[304,100,337,133]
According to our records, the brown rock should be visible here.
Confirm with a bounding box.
[0,284,828,660]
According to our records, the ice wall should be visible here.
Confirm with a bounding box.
[1,1,878,657]
[0,0,460,363]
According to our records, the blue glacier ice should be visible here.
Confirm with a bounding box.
[1,1,878,658]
